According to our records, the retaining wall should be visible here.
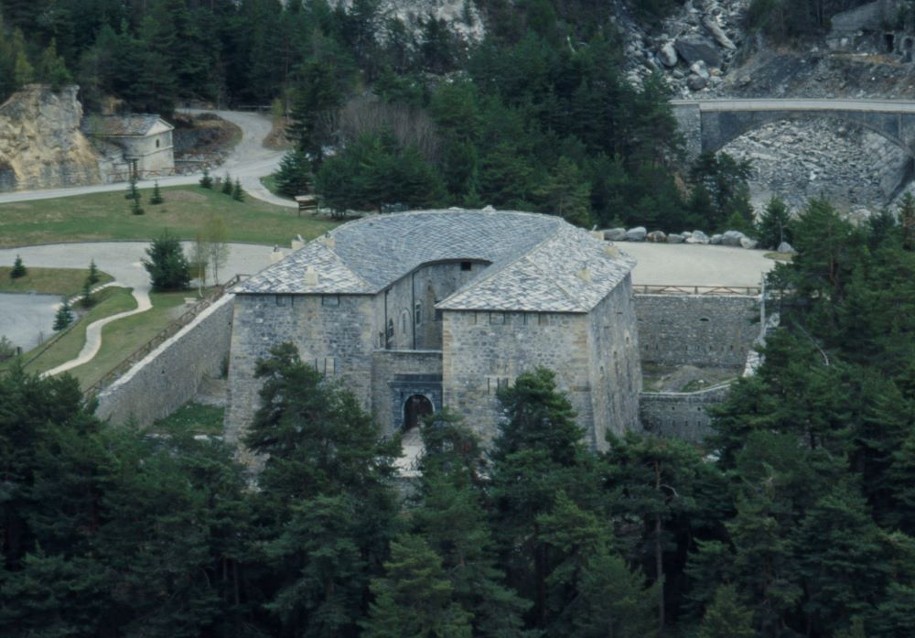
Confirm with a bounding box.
[95,294,234,427]
[635,294,759,368]
[639,384,732,442]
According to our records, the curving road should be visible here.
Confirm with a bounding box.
[0,109,295,208]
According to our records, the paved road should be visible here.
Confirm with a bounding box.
[620,242,774,287]
[0,110,295,208]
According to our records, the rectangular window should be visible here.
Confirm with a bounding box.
[324,357,336,376]
[490,312,505,325]
[460,261,472,271]
[415,302,422,325]
[322,295,340,307]
[275,294,289,306]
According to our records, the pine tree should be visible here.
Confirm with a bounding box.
[150,180,164,205]
[126,173,143,215]
[53,299,74,331]
[199,166,213,189]
[10,254,26,279]
[246,343,401,636]
[698,585,755,638]
[899,192,915,251]
[87,260,100,287]
[362,534,473,638]
[231,178,244,201]
[274,150,312,198]
[80,278,94,309]
[755,196,792,250]
[221,172,232,195]
[142,231,190,291]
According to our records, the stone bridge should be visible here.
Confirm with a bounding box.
[672,99,915,161]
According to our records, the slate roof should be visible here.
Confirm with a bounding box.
[83,114,172,137]
[237,209,636,313]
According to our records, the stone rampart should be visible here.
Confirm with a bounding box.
[95,294,234,427]
[224,293,377,444]
[639,383,731,442]
[635,294,759,368]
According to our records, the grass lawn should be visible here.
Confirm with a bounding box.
[0,266,114,295]
[59,291,189,389]
[17,286,137,375]
[18,290,190,389]
[0,185,339,248]
[151,402,225,436]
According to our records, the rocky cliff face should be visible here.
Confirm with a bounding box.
[0,84,101,191]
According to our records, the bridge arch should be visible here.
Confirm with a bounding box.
[672,100,915,161]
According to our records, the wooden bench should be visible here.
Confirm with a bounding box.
[295,195,318,216]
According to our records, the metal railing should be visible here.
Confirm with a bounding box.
[635,284,761,296]
[83,274,248,400]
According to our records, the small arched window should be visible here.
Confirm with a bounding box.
[155,138,160,148]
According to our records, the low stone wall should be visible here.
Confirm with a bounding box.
[635,294,759,368]
[95,295,234,427]
[639,383,731,442]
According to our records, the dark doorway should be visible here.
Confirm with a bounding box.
[403,394,433,430]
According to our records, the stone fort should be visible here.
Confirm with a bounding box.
[218,209,762,450]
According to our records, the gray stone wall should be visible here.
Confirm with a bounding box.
[377,260,489,351]
[587,276,643,449]
[124,131,174,176]
[671,101,702,161]
[442,310,594,447]
[639,384,732,442]
[95,294,234,427]
[371,350,443,436]
[224,292,376,444]
[635,294,759,368]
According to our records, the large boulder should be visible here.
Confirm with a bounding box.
[686,230,709,244]
[667,233,685,244]
[703,17,737,50]
[710,234,723,245]
[687,74,709,91]
[740,236,758,249]
[659,41,678,67]
[720,230,745,246]
[625,226,647,242]
[777,241,796,254]
[675,35,722,69]
[647,230,667,243]
[604,227,627,241]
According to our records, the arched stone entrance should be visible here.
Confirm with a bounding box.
[403,394,434,430]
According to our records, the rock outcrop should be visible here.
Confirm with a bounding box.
[0,84,101,191]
